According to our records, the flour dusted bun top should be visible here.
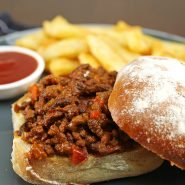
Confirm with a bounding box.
[108,56,185,169]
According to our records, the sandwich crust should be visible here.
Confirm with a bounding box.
[12,133,162,185]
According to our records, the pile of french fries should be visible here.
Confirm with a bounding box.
[16,16,185,76]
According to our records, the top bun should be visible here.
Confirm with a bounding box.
[108,56,185,169]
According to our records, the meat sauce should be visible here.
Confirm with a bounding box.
[15,65,136,164]
[0,52,38,84]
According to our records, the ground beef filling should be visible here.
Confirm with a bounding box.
[15,65,136,164]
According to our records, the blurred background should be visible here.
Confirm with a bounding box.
[0,0,185,36]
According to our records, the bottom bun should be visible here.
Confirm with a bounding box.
[12,95,163,184]
[12,136,163,185]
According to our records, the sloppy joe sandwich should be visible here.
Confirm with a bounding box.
[12,64,162,184]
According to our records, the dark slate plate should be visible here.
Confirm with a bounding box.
[0,26,185,185]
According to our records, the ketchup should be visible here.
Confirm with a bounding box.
[0,52,38,85]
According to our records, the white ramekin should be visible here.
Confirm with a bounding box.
[0,46,45,100]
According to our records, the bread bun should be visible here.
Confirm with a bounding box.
[109,56,185,170]
[12,93,163,184]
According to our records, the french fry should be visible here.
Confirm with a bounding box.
[16,31,46,50]
[87,35,126,71]
[152,41,185,61]
[90,28,151,55]
[43,16,86,39]
[84,26,111,35]
[114,21,141,32]
[113,22,153,54]
[124,29,152,55]
[49,58,79,76]
[16,30,57,51]
[40,38,88,60]
[99,35,140,63]
[15,16,185,76]
[100,30,128,47]
[84,25,132,48]
[78,53,100,68]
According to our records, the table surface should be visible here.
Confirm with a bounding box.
[0,0,185,37]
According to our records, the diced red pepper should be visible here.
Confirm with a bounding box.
[90,111,101,119]
[71,147,87,165]
[14,104,20,113]
[29,84,39,101]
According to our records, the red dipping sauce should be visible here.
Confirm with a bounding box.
[0,52,38,85]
